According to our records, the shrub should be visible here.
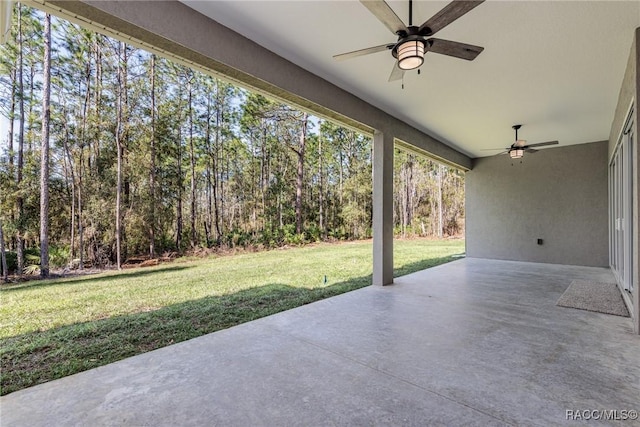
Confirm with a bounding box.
[1,246,70,275]
[283,232,305,246]
[23,264,40,275]
[305,225,322,242]
[3,251,17,274]
[49,246,71,269]
[25,250,40,266]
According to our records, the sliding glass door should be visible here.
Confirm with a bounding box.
[610,111,634,293]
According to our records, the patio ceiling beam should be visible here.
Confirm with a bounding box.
[37,0,471,171]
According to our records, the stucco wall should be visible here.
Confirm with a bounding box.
[466,141,608,267]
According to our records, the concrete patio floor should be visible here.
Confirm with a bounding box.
[2,258,639,426]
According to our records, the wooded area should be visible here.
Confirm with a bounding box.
[0,6,465,278]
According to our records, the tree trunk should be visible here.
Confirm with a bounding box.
[115,42,126,269]
[76,47,91,268]
[81,53,91,168]
[204,90,212,247]
[409,156,415,229]
[338,150,344,206]
[121,48,129,262]
[62,120,76,261]
[213,85,222,241]
[0,220,8,282]
[261,126,267,231]
[437,164,443,238]
[295,113,308,235]
[77,150,84,269]
[401,155,414,237]
[149,54,156,258]
[93,36,102,164]
[16,5,25,276]
[400,160,407,237]
[27,63,35,153]
[115,118,123,267]
[222,130,229,236]
[318,132,324,236]
[39,14,52,278]
[188,75,197,248]
[7,66,16,255]
[176,105,183,252]
[8,67,15,170]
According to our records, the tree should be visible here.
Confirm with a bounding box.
[317,131,325,237]
[148,53,156,257]
[293,112,308,235]
[0,5,466,272]
[174,66,185,251]
[393,148,465,238]
[39,13,51,277]
[0,219,7,282]
[15,4,25,276]
[114,41,127,269]
[186,70,197,248]
[437,164,443,238]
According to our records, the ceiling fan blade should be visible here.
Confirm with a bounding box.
[333,43,394,61]
[526,140,559,148]
[427,38,484,61]
[419,1,485,36]
[388,62,404,82]
[360,0,408,35]
[480,148,508,151]
[525,148,538,153]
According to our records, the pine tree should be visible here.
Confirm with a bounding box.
[39,13,51,277]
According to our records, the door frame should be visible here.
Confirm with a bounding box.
[609,106,635,304]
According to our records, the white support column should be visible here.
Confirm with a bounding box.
[0,1,14,45]
[373,130,394,286]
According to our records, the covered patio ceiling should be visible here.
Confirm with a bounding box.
[182,0,640,158]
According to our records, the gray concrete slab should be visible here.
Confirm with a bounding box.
[2,258,639,426]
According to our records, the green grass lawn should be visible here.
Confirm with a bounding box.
[0,238,464,395]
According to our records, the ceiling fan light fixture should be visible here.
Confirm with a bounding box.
[397,40,425,70]
[509,149,524,159]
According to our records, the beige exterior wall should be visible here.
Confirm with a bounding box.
[466,141,609,267]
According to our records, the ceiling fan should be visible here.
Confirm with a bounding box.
[333,0,485,82]
[485,125,559,159]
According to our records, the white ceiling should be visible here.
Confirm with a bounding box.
[181,0,640,158]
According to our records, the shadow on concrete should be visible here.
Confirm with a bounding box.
[394,254,464,277]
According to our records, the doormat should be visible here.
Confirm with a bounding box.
[556,280,630,317]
